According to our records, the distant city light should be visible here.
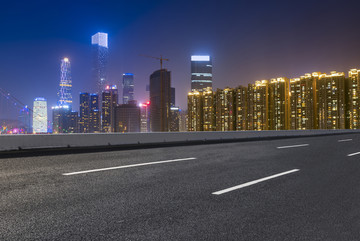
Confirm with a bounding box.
[191,55,210,61]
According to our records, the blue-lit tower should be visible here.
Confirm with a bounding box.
[122,73,134,104]
[58,58,72,109]
[92,32,109,94]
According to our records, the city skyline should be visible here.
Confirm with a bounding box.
[2,0,360,120]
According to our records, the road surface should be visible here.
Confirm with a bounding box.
[1,134,360,240]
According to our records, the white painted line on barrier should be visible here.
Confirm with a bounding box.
[62,157,197,176]
[338,139,353,142]
[276,144,309,149]
[212,169,300,195]
[347,152,360,157]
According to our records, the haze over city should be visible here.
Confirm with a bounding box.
[1,0,360,119]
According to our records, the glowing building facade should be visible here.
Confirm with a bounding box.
[290,73,319,130]
[33,98,47,134]
[187,91,203,131]
[215,88,235,131]
[92,32,108,94]
[203,88,215,131]
[140,102,150,133]
[347,69,360,129]
[102,85,118,132]
[191,55,212,92]
[249,80,269,131]
[235,86,248,131]
[268,77,290,130]
[58,58,72,109]
[317,71,346,129]
[89,94,100,133]
[122,73,134,104]
[79,93,90,133]
[187,69,360,132]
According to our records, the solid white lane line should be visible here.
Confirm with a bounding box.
[347,152,360,157]
[276,144,309,149]
[212,169,300,195]
[62,157,197,176]
[338,139,353,142]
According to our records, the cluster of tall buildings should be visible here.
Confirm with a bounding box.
[29,32,183,134]
[27,40,360,135]
[188,69,360,131]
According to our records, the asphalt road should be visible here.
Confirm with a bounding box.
[1,134,360,240]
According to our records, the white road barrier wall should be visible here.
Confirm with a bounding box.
[0,130,359,152]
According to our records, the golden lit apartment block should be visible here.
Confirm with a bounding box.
[290,73,319,130]
[248,80,269,131]
[317,71,346,129]
[202,87,215,131]
[215,88,235,131]
[235,86,248,130]
[187,91,203,131]
[268,77,290,130]
[347,69,360,129]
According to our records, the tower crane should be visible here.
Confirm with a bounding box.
[140,55,169,70]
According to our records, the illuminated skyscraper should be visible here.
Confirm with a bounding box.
[235,86,248,131]
[149,69,171,132]
[191,55,212,92]
[290,73,319,130]
[346,69,360,129]
[317,71,346,129]
[140,102,150,132]
[248,80,269,131]
[122,73,134,104]
[215,88,235,131]
[170,106,180,132]
[203,87,215,131]
[58,58,72,109]
[187,91,203,131]
[79,93,90,133]
[89,94,100,133]
[33,98,47,134]
[268,77,290,130]
[92,32,108,94]
[102,85,118,132]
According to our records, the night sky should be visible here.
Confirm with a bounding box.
[1,0,360,119]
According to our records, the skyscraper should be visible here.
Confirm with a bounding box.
[347,69,360,129]
[248,80,269,131]
[114,102,140,133]
[215,88,235,131]
[140,102,150,133]
[89,94,100,133]
[122,73,134,104]
[102,85,118,132]
[92,32,108,94]
[58,58,72,109]
[33,98,47,134]
[52,105,71,134]
[317,71,346,129]
[191,55,212,92]
[19,106,31,134]
[235,86,248,131]
[150,69,171,132]
[79,93,90,133]
[187,91,203,131]
[268,77,290,130]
